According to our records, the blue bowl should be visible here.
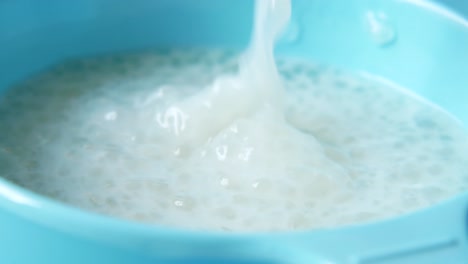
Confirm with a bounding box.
[0,1,467,263]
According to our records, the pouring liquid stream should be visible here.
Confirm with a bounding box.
[160,0,294,148]
[158,0,346,191]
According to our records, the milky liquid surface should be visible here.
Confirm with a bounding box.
[1,49,468,232]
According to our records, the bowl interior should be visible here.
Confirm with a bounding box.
[0,0,467,238]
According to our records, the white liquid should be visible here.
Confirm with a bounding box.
[0,1,468,232]
[1,50,468,231]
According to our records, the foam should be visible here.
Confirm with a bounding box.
[1,49,467,232]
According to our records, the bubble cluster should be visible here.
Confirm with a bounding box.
[0,49,467,232]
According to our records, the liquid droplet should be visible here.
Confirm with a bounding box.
[366,11,397,47]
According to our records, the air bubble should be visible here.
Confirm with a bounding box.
[220,177,230,187]
[173,199,184,207]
